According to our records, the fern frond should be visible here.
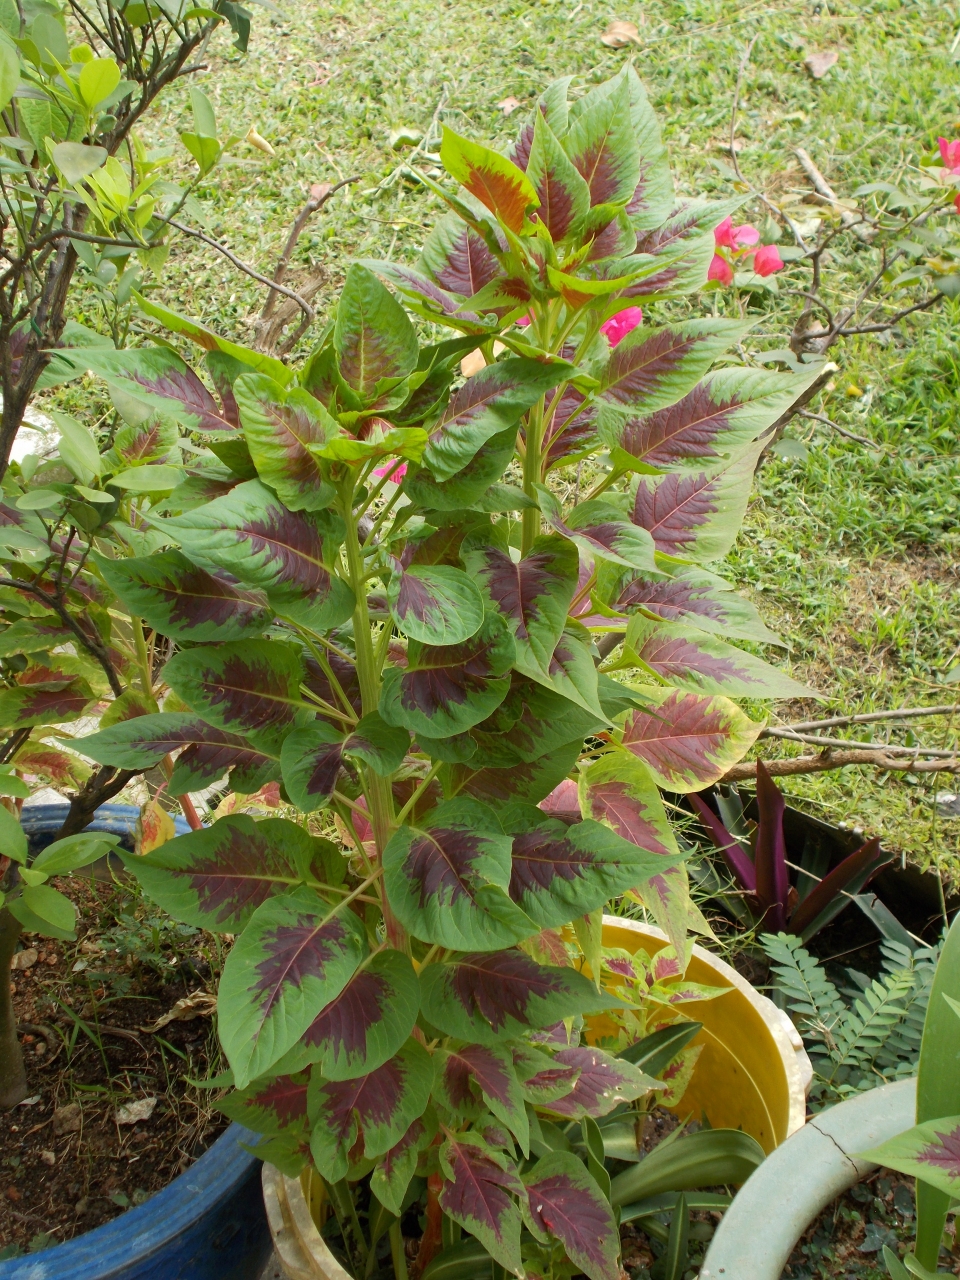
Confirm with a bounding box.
[829,971,916,1078]
[760,932,846,1046]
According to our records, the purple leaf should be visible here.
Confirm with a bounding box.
[387,564,485,646]
[280,722,346,812]
[304,651,362,717]
[309,1038,434,1183]
[383,797,533,950]
[438,1043,528,1151]
[789,837,888,938]
[419,214,503,299]
[370,1116,433,1216]
[600,321,744,412]
[365,260,486,324]
[419,948,614,1044]
[526,111,590,242]
[611,369,800,469]
[334,264,419,402]
[219,888,369,1086]
[543,387,598,469]
[754,760,789,932]
[630,446,762,564]
[615,567,781,646]
[523,1151,620,1280]
[164,480,355,631]
[129,349,238,432]
[96,550,271,644]
[379,613,516,738]
[917,1124,960,1177]
[235,374,337,512]
[439,1134,524,1273]
[564,75,639,208]
[164,639,306,746]
[506,804,670,928]
[623,617,813,699]
[284,950,420,1080]
[425,358,567,483]
[217,1071,310,1137]
[541,1046,653,1118]
[620,688,763,793]
[462,534,579,677]
[448,740,583,808]
[75,711,278,796]
[688,792,756,892]
[124,814,332,932]
[0,671,92,727]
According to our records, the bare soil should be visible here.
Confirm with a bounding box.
[0,877,226,1258]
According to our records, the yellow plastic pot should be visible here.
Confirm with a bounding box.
[262,916,811,1278]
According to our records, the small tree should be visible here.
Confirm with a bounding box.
[13,65,807,1269]
[0,0,253,477]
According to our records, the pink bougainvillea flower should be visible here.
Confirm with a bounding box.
[939,137,960,174]
[372,459,406,482]
[714,216,760,250]
[752,243,784,277]
[599,306,643,345]
[707,253,734,286]
[955,192,960,214]
[516,313,533,327]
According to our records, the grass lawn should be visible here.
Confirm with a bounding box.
[65,0,960,874]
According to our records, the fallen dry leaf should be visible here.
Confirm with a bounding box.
[460,349,486,378]
[601,19,642,48]
[53,1102,82,1136]
[496,96,523,116]
[10,948,37,971]
[115,1096,157,1126]
[245,125,276,156]
[141,991,217,1034]
[136,799,175,856]
[804,49,839,78]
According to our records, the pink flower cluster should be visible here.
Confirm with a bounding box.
[938,138,960,213]
[516,306,643,346]
[708,216,784,285]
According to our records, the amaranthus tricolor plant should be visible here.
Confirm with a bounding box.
[3,64,820,1276]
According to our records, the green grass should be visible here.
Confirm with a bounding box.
[57,0,960,870]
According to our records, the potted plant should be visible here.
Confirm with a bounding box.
[50,63,828,1280]
[700,914,960,1280]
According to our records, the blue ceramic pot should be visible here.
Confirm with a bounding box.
[0,1122,272,1279]
[2,804,272,1279]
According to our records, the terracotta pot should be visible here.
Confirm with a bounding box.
[263,916,811,1277]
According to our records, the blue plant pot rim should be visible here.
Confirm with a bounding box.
[0,803,254,1279]
[0,1123,262,1278]
[19,801,191,841]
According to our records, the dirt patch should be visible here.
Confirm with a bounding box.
[781,1171,960,1279]
[0,876,226,1259]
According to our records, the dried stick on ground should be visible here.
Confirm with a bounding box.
[720,749,960,784]
[255,175,360,355]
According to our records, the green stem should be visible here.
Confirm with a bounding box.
[521,397,544,555]
[132,615,152,696]
[340,485,405,951]
[389,1220,408,1280]
[326,1176,368,1273]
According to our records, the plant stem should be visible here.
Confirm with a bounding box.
[340,485,405,951]
[132,614,152,695]
[389,1220,409,1280]
[0,907,26,1108]
[521,397,544,555]
[326,1175,368,1274]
